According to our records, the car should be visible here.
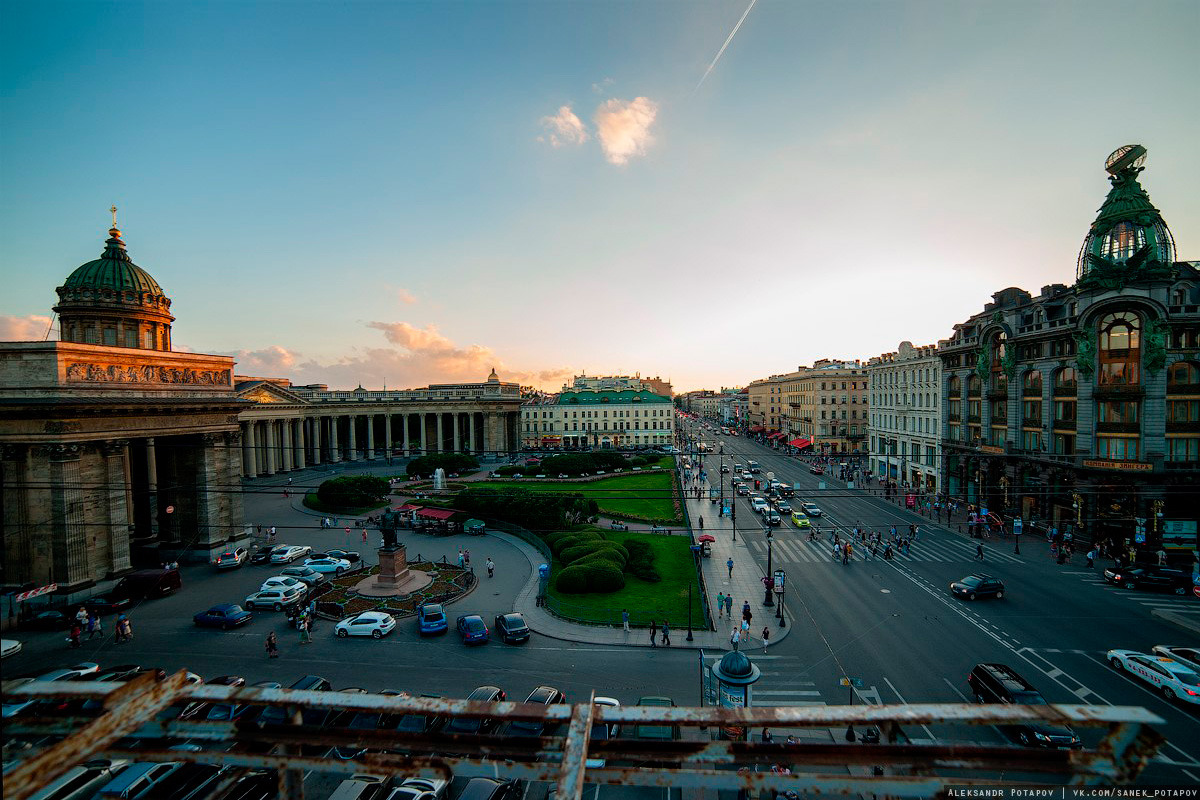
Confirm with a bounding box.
[720,465,730,473]
[444,686,506,735]
[2,662,99,718]
[608,521,629,531]
[193,603,254,629]
[324,549,361,565]
[967,664,1082,747]
[256,675,333,726]
[83,594,136,615]
[456,614,489,645]
[261,575,309,593]
[587,697,622,768]
[245,586,306,611]
[790,512,810,528]
[750,498,768,513]
[417,603,448,635]
[89,761,184,800]
[764,511,782,527]
[800,502,823,517]
[736,484,750,496]
[304,556,352,574]
[19,609,73,631]
[451,778,521,800]
[506,685,566,736]
[0,639,21,659]
[809,466,825,475]
[270,544,312,563]
[16,757,130,800]
[634,696,679,740]
[950,574,1005,600]
[215,547,249,569]
[336,611,397,639]
[733,463,744,472]
[278,565,331,588]
[774,501,792,514]
[1103,565,1192,595]
[1108,649,1200,704]
[387,776,451,800]
[493,613,530,644]
[248,546,274,565]
[1152,646,1200,673]
[394,692,447,740]
[207,680,281,723]
[168,674,247,722]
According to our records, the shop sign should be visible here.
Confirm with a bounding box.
[1162,520,1197,551]
[979,445,1004,454]
[1082,459,1152,471]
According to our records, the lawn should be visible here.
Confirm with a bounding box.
[477,470,682,523]
[302,492,389,516]
[543,528,707,630]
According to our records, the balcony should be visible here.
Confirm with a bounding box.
[1021,418,1043,429]
[1094,383,1144,399]
[947,413,961,423]
[1165,421,1200,433]
[987,387,1008,401]
[1096,421,1140,433]
[1052,387,1077,397]
[967,415,981,424]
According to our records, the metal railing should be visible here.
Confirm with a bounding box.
[2,675,1166,800]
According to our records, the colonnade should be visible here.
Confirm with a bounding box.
[239,410,517,477]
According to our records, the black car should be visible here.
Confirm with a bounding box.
[324,549,361,565]
[494,613,530,644]
[248,546,273,565]
[967,663,1081,748]
[455,778,521,800]
[1103,565,1192,595]
[445,686,506,735]
[83,595,135,615]
[949,574,1005,600]
[506,685,565,737]
[20,609,73,631]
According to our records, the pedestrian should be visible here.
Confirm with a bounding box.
[300,616,312,644]
[266,631,279,658]
[622,609,630,632]
[68,623,81,649]
[762,728,774,743]
[975,543,984,561]
[727,557,734,579]
[1086,548,1096,568]
[762,626,771,648]
[741,618,750,642]
[724,594,733,618]
[88,612,103,640]
[649,619,658,648]
[75,606,88,627]
[362,528,368,543]
[742,600,751,621]
[730,625,741,651]
[457,550,465,568]
[661,621,671,647]
[486,558,495,578]
[120,615,133,642]
[1158,548,1167,566]
[287,477,293,486]
[258,524,263,536]
[717,592,726,618]
[464,550,471,567]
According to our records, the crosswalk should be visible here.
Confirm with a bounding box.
[743,533,1025,565]
[702,654,827,708]
[1065,570,1200,614]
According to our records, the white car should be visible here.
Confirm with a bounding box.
[270,545,312,563]
[1108,649,1200,704]
[335,611,396,639]
[801,502,823,517]
[388,777,450,800]
[588,697,622,768]
[750,498,768,514]
[261,576,309,594]
[214,547,248,569]
[245,586,306,611]
[0,639,21,659]
[1152,646,1200,674]
[304,556,352,574]
[2,662,99,718]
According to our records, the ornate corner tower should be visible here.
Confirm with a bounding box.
[53,208,175,350]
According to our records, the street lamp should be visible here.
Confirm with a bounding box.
[687,544,702,642]
[775,569,787,627]
[763,527,775,607]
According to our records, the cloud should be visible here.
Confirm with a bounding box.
[390,287,417,304]
[593,97,659,165]
[231,345,297,375]
[538,105,589,148]
[0,314,53,341]
[591,78,614,94]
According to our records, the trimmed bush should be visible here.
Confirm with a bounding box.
[555,565,592,593]
[578,551,626,570]
[406,453,479,478]
[623,538,661,582]
[585,561,626,592]
[552,532,601,556]
[561,541,628,568]
[316,475,391,509]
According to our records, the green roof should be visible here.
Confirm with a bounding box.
[556,389,671,405]
[60,228,165,296]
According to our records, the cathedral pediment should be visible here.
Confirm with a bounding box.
[235,380,308,405]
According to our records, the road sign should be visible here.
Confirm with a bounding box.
[1194,585,1200,599]
[166,505,175,514]
[1013,518,1023,536]
[840,677,865,688]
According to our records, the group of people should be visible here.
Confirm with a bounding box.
[821,524,919,563]
[67,607,132,648]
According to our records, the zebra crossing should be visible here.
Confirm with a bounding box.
[1065,570,1200,614]
[744,533,1025,565]
[702,654,827,709]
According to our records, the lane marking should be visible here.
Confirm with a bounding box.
[884,676,937,741]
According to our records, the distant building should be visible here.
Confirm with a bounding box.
[521,388,674,449]
[778,360,869,455]
[867,342,944,492]
[564,373,672,396]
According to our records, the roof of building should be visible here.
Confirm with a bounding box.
[59,227,166,297]
[555,389,671,405]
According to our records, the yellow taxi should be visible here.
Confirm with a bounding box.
[790,512,810,529]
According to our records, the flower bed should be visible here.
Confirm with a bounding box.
[314,560,475,620]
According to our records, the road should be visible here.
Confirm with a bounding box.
[682,418,1200,784]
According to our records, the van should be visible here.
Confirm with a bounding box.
[111,569,181,602]
[747,461,761,474]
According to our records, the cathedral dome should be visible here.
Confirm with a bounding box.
[54,212,175,351]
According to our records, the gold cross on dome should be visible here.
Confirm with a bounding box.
[110,205,118,227]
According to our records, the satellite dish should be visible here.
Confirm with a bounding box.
[1105,144,1147,175]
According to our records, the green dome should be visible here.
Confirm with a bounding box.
[61,227,165,295]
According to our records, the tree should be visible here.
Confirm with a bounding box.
[316,475,391,509]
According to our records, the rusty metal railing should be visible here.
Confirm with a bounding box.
[2,671,1165,800]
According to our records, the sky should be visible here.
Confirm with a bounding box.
[1,0,1197,393]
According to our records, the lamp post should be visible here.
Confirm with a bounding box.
[763,527,775,607]
[687,544,702,642]
[775,569,786,627]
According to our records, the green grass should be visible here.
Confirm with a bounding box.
[302,492,388,516]
[543,528,706,629]
[477,470,681,523]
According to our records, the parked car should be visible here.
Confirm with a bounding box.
[248,546,274,565]
[950,575,1005,601]
[809,466,825,475]
[90,761,182,799]
[83,594,135,615]
[111,568,182,602]
[20,609,73,631]
[19,757,129,800]
[451,779,521,800]
[417,603,448,635]
[444,686,506,735]
[456,614,489,645]
[385,776,451,800]
[245,586,306,611]
[0,638,21,659]
[587,697,622,768]
[261,576,309,594]
[634,696,679,740]
[193,603,253,630]
[270,545,312,564]
[215,547,249,569]
[493,613,530,644]
[324,549,362,565]
[1103,565,1192,595]
[303,556,352,575]
[207,680,280,723]
[506,685,566,736]
[335,611,397,639]
[1152,645,1200,673]
[278,565,330,588]
[967,663,1082,747]
[1108,649,1200,704]
[2,662,99,719]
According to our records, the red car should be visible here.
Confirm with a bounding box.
[809,466,824,475]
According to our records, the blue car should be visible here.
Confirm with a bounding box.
[456,614,489,645]
[193,603,253,630]
[417,603,448,635]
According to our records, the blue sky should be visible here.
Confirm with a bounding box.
[2,0,1197,391]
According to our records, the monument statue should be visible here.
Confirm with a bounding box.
[378,508,402,550]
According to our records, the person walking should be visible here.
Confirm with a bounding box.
[266,631,279,658]
[75,606,88,628]
[89,612,104,640]
[68,623,81,649]
[727,557,734,579]
[975,542,985,562]
[724,594,733,619]
[762,626,771,648]
[717,592,726,618]
[742,600,751,621]
[361,528,368,543]
[649,619,658,648]
[300,616,312,644]
[1086,548,1096,569]
[120,614,133,642]
[622,609,630,632]
[457,550,465,568]
[486,558,495,578]
[730,625,741,651]
[661,621,671,647]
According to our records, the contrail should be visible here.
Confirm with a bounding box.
[693,0,758,95]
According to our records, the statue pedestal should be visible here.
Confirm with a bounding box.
[352,544,432,598]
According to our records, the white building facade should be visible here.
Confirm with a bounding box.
[867,341,944,492]
[521,389,675,449]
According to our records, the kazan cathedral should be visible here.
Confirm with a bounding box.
[939,146,1198,562]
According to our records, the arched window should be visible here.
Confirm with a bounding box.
[967,374,981,396]
[1098,311,1141,386]
[1168,361,1200,389]
[1101,221,1148,264]
[1022,370,1042,397]
[948,375,961,396]
[1053,367,1077,393]
[990,333,1008,392]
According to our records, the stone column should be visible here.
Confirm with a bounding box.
[102,440,132,573]
[467,412,476,453]
[329,416,340,462]
[281,419,294,472]
[349,414,359,461]
[295,418,307,470]
[264,422,277,475]
[195,433,223,553]
[145,438,161,537]
[366,414,376,460]
[436,413,445,452]
[49,445,88,585]
[452,412,462,452]
[384,414,392,459]
[312,417,322,465]
[242,422,257,477]
[402,414,410,455]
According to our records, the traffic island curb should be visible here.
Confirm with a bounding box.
[1150,607,1200,636]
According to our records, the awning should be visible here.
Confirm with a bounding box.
[750,425,765,433]
[788,437,813,449]
[395,504,459,520]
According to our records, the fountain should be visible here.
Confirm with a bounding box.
[433,468,447,490]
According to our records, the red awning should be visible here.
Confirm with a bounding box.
[395,504,459,520]
[788,437,813,449]
[768,432,785,440]
[750,425,765,432]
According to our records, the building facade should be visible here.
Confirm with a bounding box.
[564,373,672,397]
[780,360,869,454]
[867,342,943,491]
[521,389,674,449]
[938,146,1198,557]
